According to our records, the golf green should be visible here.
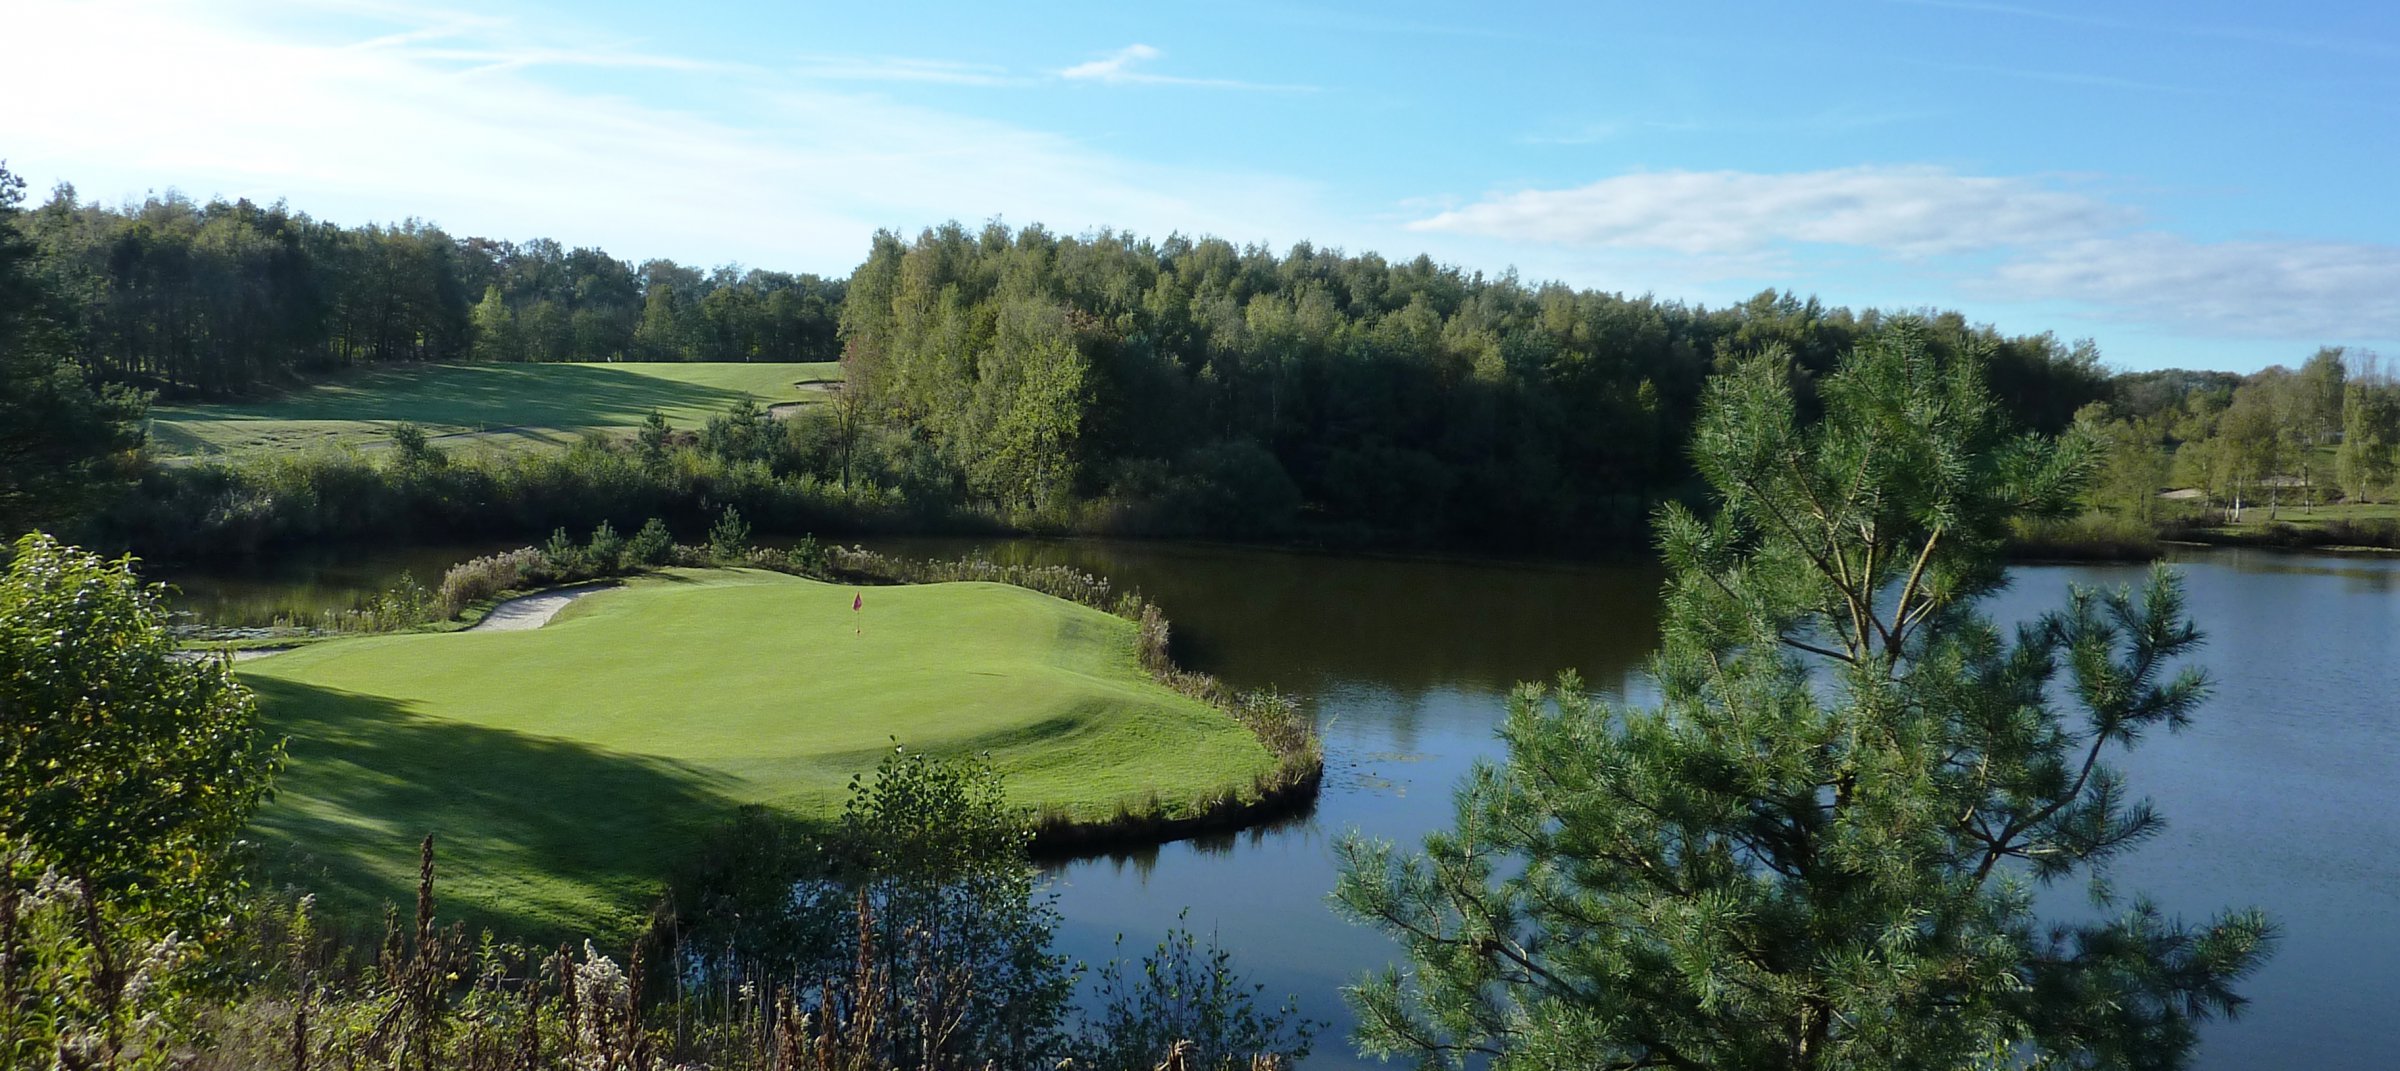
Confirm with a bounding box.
[239,568,1276,939]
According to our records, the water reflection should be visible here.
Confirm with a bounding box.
[867,537,1667,697]
[896,540,2399,1071]
[157,540,523,626]
[866,538,1672,1070]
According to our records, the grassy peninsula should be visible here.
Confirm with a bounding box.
[239,567,1278,939]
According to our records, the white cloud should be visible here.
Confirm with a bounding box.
[1060,43,1163,83]
[1410,165,2400,347]
[0,1,1324,272]
[1409,166,2132,256]
[1980,233,2400,340]
[1056,43,1312,90]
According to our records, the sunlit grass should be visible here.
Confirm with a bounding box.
[238,568,1275,940]
[150,361,840,457]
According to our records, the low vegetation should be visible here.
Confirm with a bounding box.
[92,417,946,561]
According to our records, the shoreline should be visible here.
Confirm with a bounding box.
[240,556,1325,936]
[1029,762,1324,859]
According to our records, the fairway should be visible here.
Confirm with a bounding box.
[150,361,840,456]
[238,569,1277,939]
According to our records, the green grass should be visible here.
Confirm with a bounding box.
[2210,501,2400,525]
[237,568,1275,940]
[150,361,841,457]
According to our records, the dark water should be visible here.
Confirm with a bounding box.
[155,540,523,626]
[161,540,2400,1067]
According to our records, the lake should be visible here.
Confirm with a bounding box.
[162,539,2400,1068]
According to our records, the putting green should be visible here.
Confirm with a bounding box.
[239,568,1275,939]
[151,361,840,457]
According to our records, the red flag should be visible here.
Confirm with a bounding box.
[853,593,863,612]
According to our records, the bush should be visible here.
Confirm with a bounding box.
[785,533,830,575]
[361,571,434,631]
[626,516,674,566]
[1071,916,1317,1071]
[436,547,551,619]
[585,519,625,572]
[542,526,585,573]
[386,421,445,470]
[2009,511,2162,560]
[707,505,751,561]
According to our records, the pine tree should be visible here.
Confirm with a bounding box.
[1334,322,2273,1071]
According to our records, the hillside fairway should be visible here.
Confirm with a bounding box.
[151,361,840,456]
[237,569,1276,940]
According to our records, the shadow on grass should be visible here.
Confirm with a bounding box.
[249,676,744,944]
[166,363,801,430]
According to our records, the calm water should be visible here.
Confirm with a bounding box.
[162,540,2400,1067]
[155,540,523,626]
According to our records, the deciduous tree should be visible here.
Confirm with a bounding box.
[0,533,280,901]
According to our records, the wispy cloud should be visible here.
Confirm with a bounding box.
[1980,234,2400,340]
[1057,43,1313,91]
[0,0,1325,270]
[1903,57,2210,97]
[788,53,1020,87]
[411,46,736,77]
[1414,164,2400,345]
[1409,166,2131,256]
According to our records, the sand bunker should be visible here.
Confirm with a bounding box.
[468,583,615,631]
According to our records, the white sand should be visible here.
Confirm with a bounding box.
[467,583,616,631]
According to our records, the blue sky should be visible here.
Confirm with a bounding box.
[5,0,2396,371]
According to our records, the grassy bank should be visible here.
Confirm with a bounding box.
[150,361,839,457]
[237,567,1281,940]
[2012,501,2400,561]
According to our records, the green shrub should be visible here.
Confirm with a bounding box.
[785,533,829,575]
[707,506,750,561]
[542,526,586,574]
[585,520,625,573]
[625,517,674,566]
[436,548,551,619]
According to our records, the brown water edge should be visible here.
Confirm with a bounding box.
[1029,763,1323,859]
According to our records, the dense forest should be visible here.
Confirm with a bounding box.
[834,222,2112,548]
[17,184,844,395]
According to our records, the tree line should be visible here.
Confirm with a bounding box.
[18,182,843,396]
[46,164,2400,557]
[836,222,2113,550]
[2078,346,2399,525]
